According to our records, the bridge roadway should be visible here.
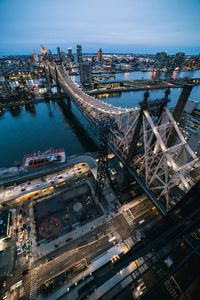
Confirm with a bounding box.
[45,63,168,216]
[46,62,167,214]
[46,62,137,121]
[46,62,198,216]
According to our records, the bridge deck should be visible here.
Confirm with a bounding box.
[47,63,137,117]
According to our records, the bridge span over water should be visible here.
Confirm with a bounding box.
[44,61,199,215]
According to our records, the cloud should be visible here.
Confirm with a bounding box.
[0,0,199,54]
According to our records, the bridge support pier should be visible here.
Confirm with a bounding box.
[66,96,71,108]
[44,61,198,212]
[56,83,62,96]
[55,66,62,97]
[45,65,53,87]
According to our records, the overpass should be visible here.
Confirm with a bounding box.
[44,61,199,214]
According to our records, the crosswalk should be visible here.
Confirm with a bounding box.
[123,209,135,224]
[30,268,38,300]
[157,268,181,299]
[108,231,122,244]
[164,278,180,300]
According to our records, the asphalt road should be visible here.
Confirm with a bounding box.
[0,154,97,188]
[33,200,156,294]
[1,196,158,300]
[0,162,90,204]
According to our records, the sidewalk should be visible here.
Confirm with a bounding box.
[118,194,147,213]
[0,154,97,189]
[34,194,146,258]
[35,214,109,258]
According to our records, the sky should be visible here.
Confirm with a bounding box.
[0,0,200,55]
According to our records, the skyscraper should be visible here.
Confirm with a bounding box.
[98,48,103,63]
[40,45,48,59]
[76,44,83,63]
[67,48,74,62]
[47,49,53,60]
[79,62,92,87]
[32,50,39,63]
[57,47,61,60]
[60,51,66,62]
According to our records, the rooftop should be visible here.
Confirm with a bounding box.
[0,210,11,239]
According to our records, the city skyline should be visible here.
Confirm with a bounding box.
[0,0,200,55]
[0,1,200,298]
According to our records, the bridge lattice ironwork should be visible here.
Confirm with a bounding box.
[44,61,199,214]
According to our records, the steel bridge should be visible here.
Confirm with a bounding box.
[44,61,199,215]
[86,180,200,300]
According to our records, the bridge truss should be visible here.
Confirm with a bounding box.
[44,61,199,213]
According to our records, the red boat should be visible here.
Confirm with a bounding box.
[21,148,66,169]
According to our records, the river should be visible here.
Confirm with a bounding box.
[0,100,97,167]
[96,85,200,109]
[0,70,200,168]
[73,69,200,82]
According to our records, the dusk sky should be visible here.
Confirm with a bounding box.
[0,0,200,55]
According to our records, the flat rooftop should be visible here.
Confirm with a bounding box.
[0,210,11,239]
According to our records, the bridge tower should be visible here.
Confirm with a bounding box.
[112,90,198,211]
[54,66,62,96]
[44,61,198,212]
[95,118,110,198]
[45,64,53,87]
[173,83,193,122]
[95,118,116,199]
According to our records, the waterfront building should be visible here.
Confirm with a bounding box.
[57,46,61,60]
[79,62,92,87]
[67,48,74,62]
[155,51,169,69]
[180,109,200,156]
[40,45,48,59]
[32,50,39,63]
[60,51,66,62]
[169,52,186,70]
[0,210,11,242]
[76,44,83,63]
[0,76,12,98]
[47,49,53,60]
[173,52,186,69]
[98,48,103,63]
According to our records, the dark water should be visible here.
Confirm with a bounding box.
[73,69,200,83]
[97,85,200,109]
[0,100,97,167]
[113,69,200,81]
[1,71,200,168]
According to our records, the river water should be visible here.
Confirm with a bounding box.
[74,69,200,82]
[1,70,200,167]
[97,85,200,109]
[0,100,97,167]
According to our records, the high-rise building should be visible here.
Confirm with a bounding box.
[57,47,61,60]
[98,48,103,62]
[47,49,53,60]
[40,45,48,59]
[60,51,66,62]
[67,48,74,62]
[79,62,92,87]
[32,50,39,63]
[76,44,83,63]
